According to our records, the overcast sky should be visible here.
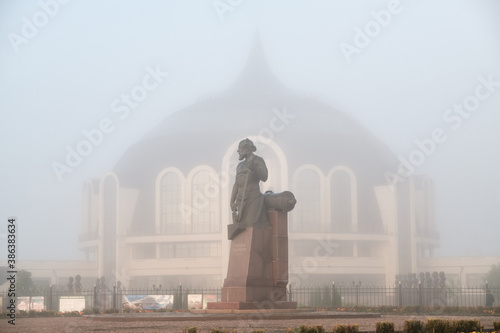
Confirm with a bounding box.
[1,0,499,261]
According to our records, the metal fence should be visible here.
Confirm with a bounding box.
[1,285,498,312]
[291,284,500,308]
[0,285,221,312]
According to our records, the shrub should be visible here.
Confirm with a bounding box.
[17,310,29,317]
[401,306,422,314]
[441,306,460,314]
[61,311,81,317]
[333,324,359,333]
[312,325,326,333]
[377,305,395,313]
[403,320,425,333]
[450,319,483,333]
[334,325,347,333]
[425,319,450,333]
[321,285,332,308]
[353,305,369,312]
[294,326,325,333]
[184,327,197,333]
[210,329,228,333]
[250,330,265,333]
[37,310,57,317]
[83,308,96,315]
[494,321,500,331]
[376,322,395,333]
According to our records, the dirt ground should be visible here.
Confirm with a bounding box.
[0,314,498,333]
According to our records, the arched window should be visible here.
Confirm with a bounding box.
[256,145,282,192]
[292,168,322,232]
[330,170,352,233]
[102,176,117,238]
[421,177,435,237]
[82,182,94,238]
[101,174,118,281]
[191,169,220,234]
[160,172,182,234]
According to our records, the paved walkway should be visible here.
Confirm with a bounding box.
[1,313,498,332]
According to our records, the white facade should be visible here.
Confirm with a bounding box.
[78,137,440,288]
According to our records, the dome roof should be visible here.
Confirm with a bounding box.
[113,38,398,189]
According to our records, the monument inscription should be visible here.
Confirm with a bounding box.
[232,243,247,254]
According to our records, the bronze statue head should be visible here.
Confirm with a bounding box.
[237,138,257,160]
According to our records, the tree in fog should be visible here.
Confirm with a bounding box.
[17,270,36,296]
[486,263,500,287]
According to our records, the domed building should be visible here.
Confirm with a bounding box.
[79,40,439,288]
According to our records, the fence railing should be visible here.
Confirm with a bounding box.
[0,285,221,312]
[291,284,499,308]
[1,284,498,312]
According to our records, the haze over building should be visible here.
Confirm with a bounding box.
[0,1,499,292]
[73,40,498,288]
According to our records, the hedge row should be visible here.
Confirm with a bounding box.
[184,320,500,333]
[329,305,500,315]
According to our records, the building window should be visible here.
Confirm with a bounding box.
[160,172,182,234]
[159,242,221,258]
[293,168,321,232]
[131,243,156,259]
[101,175,118,279]
[103,177,117,230]
[330,170,352,233]
[290,240,353,257]
[191,170,219,234]
[465,274,487,287]
[357,242,371,257]
[416,177,435,238]
[83,182,95,238]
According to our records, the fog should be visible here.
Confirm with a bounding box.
[0,0,499,263]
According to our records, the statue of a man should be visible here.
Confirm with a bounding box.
[230,139,270,229]
[74,275,82,294]
[68,276,74,293]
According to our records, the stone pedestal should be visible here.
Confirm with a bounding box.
[221,225,274,303]
[270,210,289,302]
[208,211,296,310]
